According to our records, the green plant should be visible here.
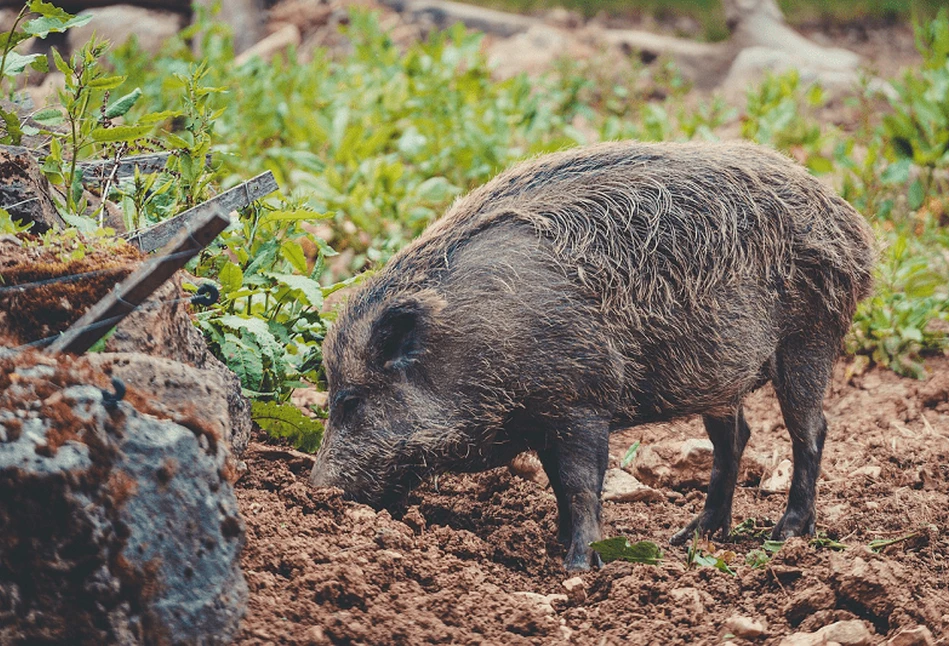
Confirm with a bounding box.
[850,234,949,378]
[881,8,949,205]
[35,37,157,218]
[684,531,736,576]
[193,199,337,397]
[742,70,835,174]
[0,208,32,234]
[590,537,663,565]
[0,2,90,143]
[250,400,324,453]
[810,532,848,550]
[744,540,784,569]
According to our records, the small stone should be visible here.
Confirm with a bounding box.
[669,587,706,618]
[848,465,882,481]
[784,582,836,624]
[601,468,664,503]
[886,626,936,646]
[762,458,793,493]
[546,593,568,607]
[561,576,587,603]
[817,620,873,646]
[725,615,767,638]
[345,507,377,523]
[778,632,829,646]
[513,591,557,614]
[302,625,327,644]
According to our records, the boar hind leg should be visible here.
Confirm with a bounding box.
[537,411,610,572]
[671,409,751,546]
[771,334,835,540]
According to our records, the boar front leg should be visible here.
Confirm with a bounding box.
[537,411,610,572]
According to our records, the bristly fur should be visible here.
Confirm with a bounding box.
[359,140,874,330]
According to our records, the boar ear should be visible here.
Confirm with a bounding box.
[371,294,443,370]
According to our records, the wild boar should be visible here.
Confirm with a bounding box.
[310,141,875,570]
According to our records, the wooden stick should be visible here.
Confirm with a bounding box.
[125,171,278,253]
[46,209,230,356]
[78,152,212,183]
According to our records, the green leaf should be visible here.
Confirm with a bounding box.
[763,539,785,553]
[70,166,84,207]
[745,549,771,569]
[138,110,184,125]
[620,440,640,469]
[880,159,912,185]
[0,107,23,146]
[217,315,283,363]
[90,124,153,143]
[32,108,64,126]
[24,5,92,38]
[221,336,264,390]
[907,178,925,211]
[251,400,324,452]
[280,239,309,274]
[263,209,331,222]
[693,552,737,576]
[87,75,125,90]
[265,272,324,309]
[104,87,142,119]
[806,154,834,175]
[60,212,98,233]
[50,47,70,77]
[0,208,31,234]
[2,51,42,77]
[0,31,32,53]
[312,236,338,258]
[590,537,662,565]
[30,55,49,73]
[219,261,244,294]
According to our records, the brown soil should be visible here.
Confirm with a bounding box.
[0,235,141,347]
[234,356,949,645]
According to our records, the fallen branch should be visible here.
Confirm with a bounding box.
[125,171,278,253]
[46,207,231,355]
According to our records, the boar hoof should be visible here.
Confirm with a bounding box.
[771,510,816,540]
[564,546,603,572]
[669,510,731,546]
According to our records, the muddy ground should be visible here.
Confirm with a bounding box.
[234,356,949,645]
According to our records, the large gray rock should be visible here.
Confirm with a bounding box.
[0,356,247,644]
[106,277,252,455]
[85,352,232,444]
[66,6,185,54]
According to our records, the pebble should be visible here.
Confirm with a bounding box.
[724,615,767,638]
[562,576,587,603]
[886,626,936,646]
[601,468,664,503]
[762,459,793,493]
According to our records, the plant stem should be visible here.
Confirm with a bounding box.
[0,6,29,86]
